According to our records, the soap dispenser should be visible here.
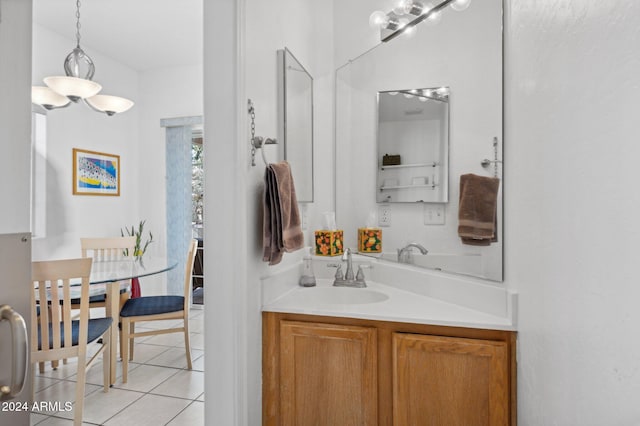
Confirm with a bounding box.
[299,248,317,287]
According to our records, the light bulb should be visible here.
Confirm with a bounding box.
[369,10,388,28]
[418,96,428,102]
[392,0,407,15]
[398,17,410,30]
[424,3,442,25]
[450,0,471,11]
[389,92,399,96]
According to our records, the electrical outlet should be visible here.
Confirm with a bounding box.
[423,204,445,225]
[378,204,391,227]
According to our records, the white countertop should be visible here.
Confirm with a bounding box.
[262,277,516,331]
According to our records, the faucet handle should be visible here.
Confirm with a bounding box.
[353,265,369,288]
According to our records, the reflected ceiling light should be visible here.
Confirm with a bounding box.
[31,0,134,116]
[372,0,472,42]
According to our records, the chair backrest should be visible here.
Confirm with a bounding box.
[81,236,137,261]
[183,239,199,309]
[31,258,93,359]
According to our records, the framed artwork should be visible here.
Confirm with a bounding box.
[72,148,120,196]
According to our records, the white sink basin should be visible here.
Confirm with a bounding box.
[291,287,389,305]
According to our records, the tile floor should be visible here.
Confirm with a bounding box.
[31,309,205,426]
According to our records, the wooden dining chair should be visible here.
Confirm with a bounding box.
[120,239,198,383]
[69,236,136,364]
[78,236,137,308]
[31,258,112,426]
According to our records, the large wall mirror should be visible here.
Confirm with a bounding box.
[335,0,503,281]
[278,47,314,202]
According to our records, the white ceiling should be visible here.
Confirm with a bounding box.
[33,0,203,72]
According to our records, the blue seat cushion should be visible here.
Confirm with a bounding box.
[120,296,184,317]
[37,317,113,350]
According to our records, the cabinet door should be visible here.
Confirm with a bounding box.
[280,320,377,426]
[393,333,509,426]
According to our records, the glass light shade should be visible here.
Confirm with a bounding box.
[44,76,102,102]
[85,94,134,116]
[450,0,471,11]
[369,11,388,28]
[31,86,70,110]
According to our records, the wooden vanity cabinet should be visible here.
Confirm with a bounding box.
[263,312,516,426]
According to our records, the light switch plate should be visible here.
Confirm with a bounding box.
[423,204,445,225]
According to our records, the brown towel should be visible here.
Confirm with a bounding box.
[458,173,500,246]
[262,161,304,265]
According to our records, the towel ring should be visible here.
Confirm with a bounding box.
[248,99,277,166]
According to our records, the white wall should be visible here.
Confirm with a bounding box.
[505,1,640,424]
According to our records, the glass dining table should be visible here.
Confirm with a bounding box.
[86,257,177,385]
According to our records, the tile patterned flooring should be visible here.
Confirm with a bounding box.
[30,309,205,426]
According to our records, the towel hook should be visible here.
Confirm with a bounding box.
[481,137,502,178]
[248,99,277,166]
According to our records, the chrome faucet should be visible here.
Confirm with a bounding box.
[397,243,428,264]
[332,248,367,288]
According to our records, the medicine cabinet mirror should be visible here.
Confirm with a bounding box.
[377,87,449,203]
[335,0,503,281]
[277,47,314,202]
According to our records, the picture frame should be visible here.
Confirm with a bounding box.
[72,148,120,196]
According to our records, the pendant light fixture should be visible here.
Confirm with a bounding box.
[32,0,134,116]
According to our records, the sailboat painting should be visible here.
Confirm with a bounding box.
[72,148,120,196]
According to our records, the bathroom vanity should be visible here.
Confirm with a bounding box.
[262,259,517,425]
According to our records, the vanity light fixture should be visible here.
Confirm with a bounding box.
[369,0,471,43]
[31,0,134,116]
